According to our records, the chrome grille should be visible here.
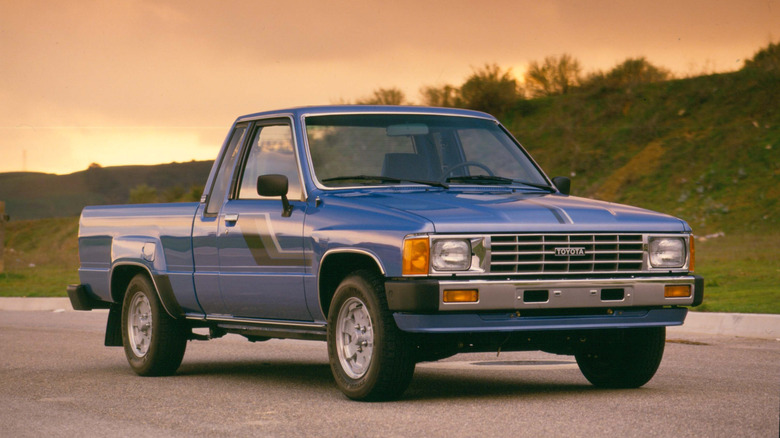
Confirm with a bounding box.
[489,234,644,274]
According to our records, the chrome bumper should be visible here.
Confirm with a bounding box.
[385,275,703,312]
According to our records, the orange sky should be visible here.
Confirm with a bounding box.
[1,0,778,175]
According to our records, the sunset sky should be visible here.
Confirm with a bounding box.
[2,0,778,175]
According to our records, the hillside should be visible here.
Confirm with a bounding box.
[506,67,779,235]
[0,161,213,220]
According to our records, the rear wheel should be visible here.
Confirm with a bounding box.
[575,327,666,388]
[327,270,415,401]
[121,274,187,376]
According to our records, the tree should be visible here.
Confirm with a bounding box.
[525,54,582,97]
[356,87,408,105]
[419,84,459,107]
[128,184,159,204]
[604,57,671,87]
[457,64,521,116]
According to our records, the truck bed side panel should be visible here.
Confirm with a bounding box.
[78,203,200,313]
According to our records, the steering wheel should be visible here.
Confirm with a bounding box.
[440,161,494,182]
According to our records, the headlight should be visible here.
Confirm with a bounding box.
[648,237,686,268]
[431,239,471,271]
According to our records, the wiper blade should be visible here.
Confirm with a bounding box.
[514,180,557,192]
[445,175,515,185]
[322,175,448,189]
[446,175,556,192]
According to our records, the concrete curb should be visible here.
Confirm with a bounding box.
[668,311,780,340]
[0,297,74,312]
[1,298,779,340]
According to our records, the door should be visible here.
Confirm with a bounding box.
[192,122,248,316]
[216,120,311,321]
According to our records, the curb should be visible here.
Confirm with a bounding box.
[668,311,780,340]
[1,298,779,340]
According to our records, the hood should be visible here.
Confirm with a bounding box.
[329,188,689,234]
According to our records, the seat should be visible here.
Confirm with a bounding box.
[381,153,429,180]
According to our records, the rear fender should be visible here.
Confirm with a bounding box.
[109,237,183,318]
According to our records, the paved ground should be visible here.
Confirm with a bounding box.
[1,310,778,437]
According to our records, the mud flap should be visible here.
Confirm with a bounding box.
[104,304,123,347]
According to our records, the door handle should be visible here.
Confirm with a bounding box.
[224,213,239,223]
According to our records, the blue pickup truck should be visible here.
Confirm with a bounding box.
[68,105,703,401]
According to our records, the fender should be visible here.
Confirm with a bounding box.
[110,236,183,318]
[316,248,387,318]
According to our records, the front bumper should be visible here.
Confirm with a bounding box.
[393,308,688,333]
[386,275,703,312]
[385,275,703,333]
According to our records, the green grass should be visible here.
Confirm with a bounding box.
[694,233,780,314]
[1,217,778,314]
[0,266,78,297]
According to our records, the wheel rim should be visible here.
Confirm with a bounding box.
[128,292,152,357]
[335,296,374,379]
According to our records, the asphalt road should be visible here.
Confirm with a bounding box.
[1,310,778,437]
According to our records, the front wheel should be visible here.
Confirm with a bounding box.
[327,270,415,401]
[121,274,187,376]
[575,327,666,389]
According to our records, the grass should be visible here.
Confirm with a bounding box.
[1,217,778,314]
[694,233,780,314]
[0,266,79,297]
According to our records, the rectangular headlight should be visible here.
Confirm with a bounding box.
[431,239,471,271]
[648,237,686,268]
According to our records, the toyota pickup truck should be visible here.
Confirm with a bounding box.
[68,105,703,401]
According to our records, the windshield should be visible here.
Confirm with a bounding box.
[305,114,549,188]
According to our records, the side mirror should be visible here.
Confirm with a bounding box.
[257,174,293,217]
[552,176,571,196]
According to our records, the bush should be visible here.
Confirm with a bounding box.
[457,64,521,116]
[524,54,582,97]
[743,42,780,73]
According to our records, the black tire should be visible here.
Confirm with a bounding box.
[121,273,187,376]
[575,327,666,389]
[327,270,415,401]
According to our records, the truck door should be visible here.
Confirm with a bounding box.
[215,119,311,321]
[192,122,249,316]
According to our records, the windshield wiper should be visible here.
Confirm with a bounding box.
[514,180,557,192]
[445,175,515,185]
[322,175,448,189]
[446,175,556,192]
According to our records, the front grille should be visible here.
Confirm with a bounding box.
[489,234,644,275]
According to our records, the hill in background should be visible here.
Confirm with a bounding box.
[506,66,778,236]
[0,161,213,220]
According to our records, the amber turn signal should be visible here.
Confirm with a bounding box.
[664,285,692,298]
[402,237,429,275]
[443,289,479,303]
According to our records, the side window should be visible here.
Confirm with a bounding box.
[205,124,247,215]
[238,123,302,200]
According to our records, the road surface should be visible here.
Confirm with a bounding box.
[1,310,778,437]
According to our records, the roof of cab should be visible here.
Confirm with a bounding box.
[235,105,496,123]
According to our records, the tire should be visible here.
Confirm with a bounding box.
[121,273,187,376]
[575,327,666,389]
[327,270,415,401]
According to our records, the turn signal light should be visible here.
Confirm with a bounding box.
[402,237,429,275]
[689,237,695,272]
[665,285,692,298]
[443,289,479,303]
